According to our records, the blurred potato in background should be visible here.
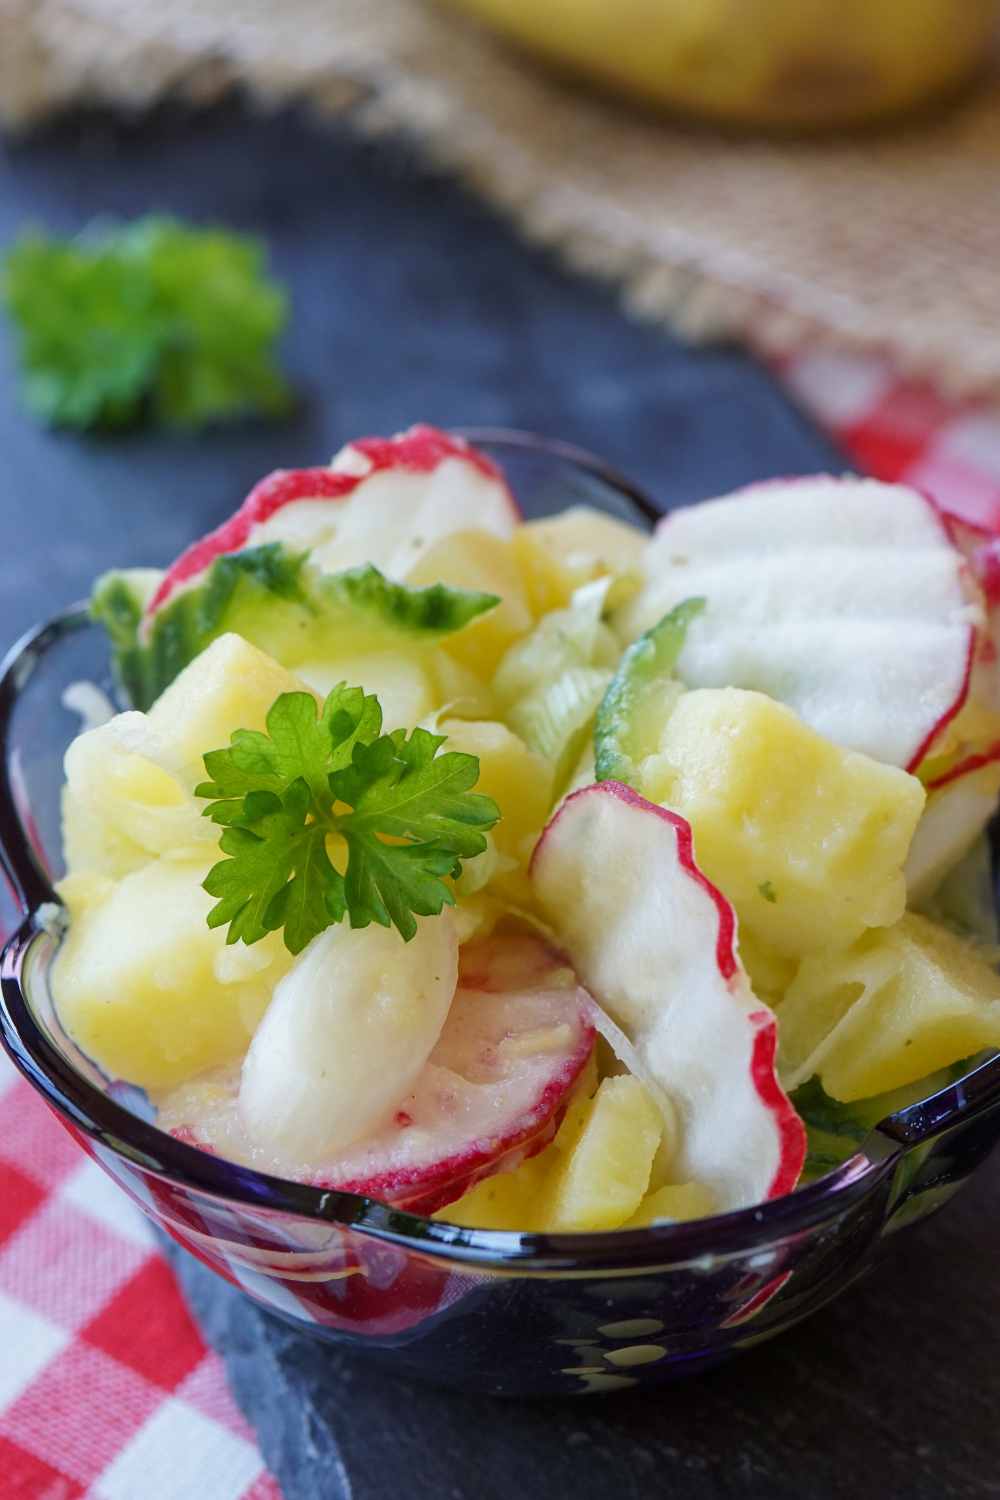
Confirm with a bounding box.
[444,0,998,129]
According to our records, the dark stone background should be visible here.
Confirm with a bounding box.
[1,102,997,1500]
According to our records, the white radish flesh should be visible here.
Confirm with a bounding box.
[238,916,458,1165]
[619,476,979,770]
[531,781,805,1212]
[161,933,595,1213]
[905,761,1000,905]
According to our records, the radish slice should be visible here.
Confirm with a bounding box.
[943,519,1000,722]
[905,761,1000,905]
[147,425,519,619]
[530,781,806,1211]
[619,475,980,771]
[160,934,595,1215]
[239,917,459,1166]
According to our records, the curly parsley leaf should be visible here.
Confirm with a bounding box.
[197,689,500,952]
[1,216,291,431]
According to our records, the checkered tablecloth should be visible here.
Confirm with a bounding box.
[3,348,1000,1499]
[0,1051,279,1500]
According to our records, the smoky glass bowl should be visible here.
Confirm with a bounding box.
[2,431,1000,1398]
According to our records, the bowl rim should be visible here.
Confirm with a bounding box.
[0,427,974,1274]
[1,920,889,1272]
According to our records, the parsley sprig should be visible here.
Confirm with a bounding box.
[196,687,500,953]
[2,216,290,430]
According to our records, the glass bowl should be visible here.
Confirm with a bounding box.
[3,432,1000,1398]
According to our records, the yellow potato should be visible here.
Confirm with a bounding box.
[513,506,645,616]
[444,0,994,130]
[62,723,214,878]
[623,1182,716,1228]
[54,855,292,1091]
[147,632,314,784]
[645,688,924,958]
[539,1075,663,1231]
[406,530,532,675]
[439,1070,663,1232]
[778,912,1000,1101]
[296,649,437,731]
[62,634,314,877]
[438,717,551,878]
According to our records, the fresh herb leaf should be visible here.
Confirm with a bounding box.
[792,1063,974,1182]
[92,545,499,712]
[758,880,778,904]
[2,216,291,431]
[197,689,500,952]
[334,727,498,857]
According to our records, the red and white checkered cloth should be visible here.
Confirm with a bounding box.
[781,348,1000,532]
[3,348,1000,1500]
[0,1051,280,1500]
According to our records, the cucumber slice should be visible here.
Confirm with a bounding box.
[93,543,498,710]
[510,665,612,796]
[594,597,704,786]
[494,579,618,797]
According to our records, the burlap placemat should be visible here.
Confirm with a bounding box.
[3,0,1000,397]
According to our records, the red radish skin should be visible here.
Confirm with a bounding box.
[529,791,741,989]
[328,1051,585,1216]
[920,493,1000,545]
[322,976,595,1214]
[161,939,595,1216]
[905,492,977,774]
[720,1268,793,1328]
[146,467,347,616]
[906,629,976,775]
[804,477,976,775]
[177,1086,574,1217]
[925,741,1000,792]
[747,1012,805,1200]
[146,425,518,619]
[531,781,807,1207]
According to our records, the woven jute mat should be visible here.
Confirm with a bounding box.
[3,0,1000,397]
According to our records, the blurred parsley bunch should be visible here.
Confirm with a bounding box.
[1,216,292,431]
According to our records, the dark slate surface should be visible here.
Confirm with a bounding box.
[169,1160,1000,1500]
[2,101,997,1500]
[0,102,843,642]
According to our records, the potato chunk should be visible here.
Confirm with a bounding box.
[436,718,551,884]
[645,688,924,959]
[778,912,1000,1101]
[406,530,532,675]
[62,634,313,876]
[540,1075,663,1231]
[146,631,314,783]
[513,506,645,615]
[438,1070,663,1232]
[54,856,291,1091]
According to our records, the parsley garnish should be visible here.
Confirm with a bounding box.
[1,217,290,430]
[196,687,500,953]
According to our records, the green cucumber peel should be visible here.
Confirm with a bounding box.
[792,1062,972,1181]
[92,542,499,711]
[593,596,705,786]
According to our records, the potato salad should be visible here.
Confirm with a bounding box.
[53,426,1000,1231]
